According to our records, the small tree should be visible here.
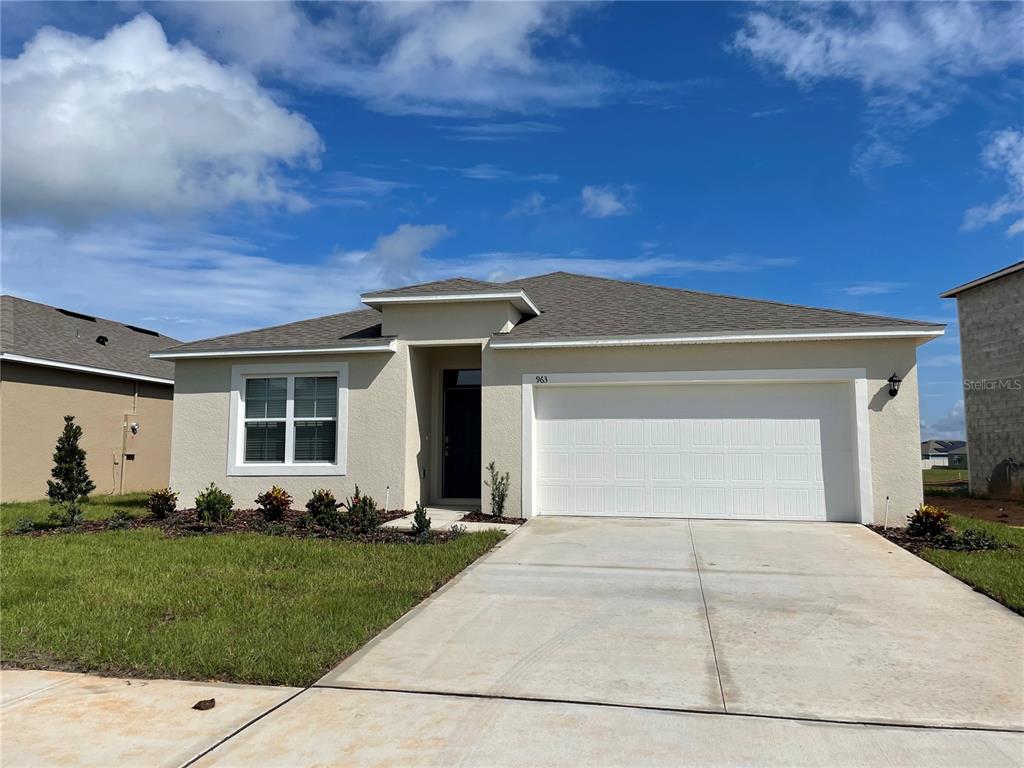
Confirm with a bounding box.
[485,462,510,518]
[411,502,431,538]
[46,415,95,525]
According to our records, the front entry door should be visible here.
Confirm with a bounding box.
[442,369,482,499]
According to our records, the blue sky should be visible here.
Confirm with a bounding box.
[2,2,1023,439]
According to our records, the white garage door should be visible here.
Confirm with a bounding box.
[534,382,857,521]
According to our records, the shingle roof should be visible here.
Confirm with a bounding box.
[940,260,1023,298]
[922,439,967,455]
[156,271,942,355]
[155,309,387,355]
[500,272,941,340]
[365,277,505,298]
[1,295,179,381]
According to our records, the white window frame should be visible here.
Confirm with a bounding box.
[228,361,348,476]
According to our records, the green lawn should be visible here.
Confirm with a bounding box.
[1,528,504,685]
[922,467,968,484]
[1,492,150,532]
[921,515,1024,615]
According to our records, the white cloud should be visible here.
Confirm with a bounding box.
[1,14,322,226]
[733,3,1024,175]
[962,128,1024,237]
[505,192,548,218]
[438,121,563,141]
[170,2,639,116]
[840,282,907,297]
[337,224,453,286]
[581,185,637,218]
[733,3,1023,93]
[321,172,411,208]
[921,400,965,441]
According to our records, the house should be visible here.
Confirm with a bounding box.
[155,272,944,523]
[921,439,968,469]
[0,296,179,502]
[941,261,1024,498]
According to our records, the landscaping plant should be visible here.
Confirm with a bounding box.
[340,485,381,534]
[106,511,135,530]
[195,483,234,525]
[906,504,951,539]
[147,488,178,520]
[485,461,510,518]
[411,502,431,537]
[46,415,96,526]
[306,488,339,527]
[255,486,293,521]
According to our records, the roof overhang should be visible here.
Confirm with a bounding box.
[0,353,173,385]
[361,290,540,317]
[150,340,397,360]
[489,326,945,350]
[941,261,1023,298]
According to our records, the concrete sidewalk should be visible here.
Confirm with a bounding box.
[2,670,1020,767]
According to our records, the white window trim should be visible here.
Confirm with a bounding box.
[228,361,348,477]
[520,368,874,524]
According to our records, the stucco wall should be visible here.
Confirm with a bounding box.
[382,301,520,341]
[481,338,926,524]
[954,270,1024,498]
[169,349,408,509]
[0,362,173,501]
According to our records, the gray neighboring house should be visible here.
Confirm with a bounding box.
[156,272,943,524]
[921,439,968,469]
[0,296,179,501]
[941,261,1024,498]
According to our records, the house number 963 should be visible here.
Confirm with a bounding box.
[535,375,549,384]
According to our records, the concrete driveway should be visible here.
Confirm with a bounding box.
[5,518,1023,767]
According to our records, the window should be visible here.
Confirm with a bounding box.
[229,363,348,476]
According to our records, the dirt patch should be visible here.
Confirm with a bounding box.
[5,507,471,544]
[924,494,1024,527]
[459,512,525,525]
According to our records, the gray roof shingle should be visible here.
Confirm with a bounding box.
[1,295,180,381]
[501,272,941,340]
[157,271,942,355]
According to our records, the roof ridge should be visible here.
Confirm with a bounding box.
[508,271,942,329]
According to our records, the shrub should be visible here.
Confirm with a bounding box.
[195,483,234,525]
[147,488,178,519]
[13,518,35,535]
[942,529,1001,552]
[411,502,431,537]
[306,488,339,527]
[255,486,293,521]
[448,523,468,540]
[340,485,382,534]
[106,511,135,530]
[906,504,950,539]
[46,415,96,526]
[485,461,510,518]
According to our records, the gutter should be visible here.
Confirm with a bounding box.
[0,353,173,385]
[150,340,398,360]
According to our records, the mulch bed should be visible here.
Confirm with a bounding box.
[7,508,467,544]
[869,525,1013,556]
[924,493,1024,527]
[459,511,525,525]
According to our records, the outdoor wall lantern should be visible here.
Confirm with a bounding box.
[887,372,902,398]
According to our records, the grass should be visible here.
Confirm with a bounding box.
[922,468,968,484]
[1,528,505,685]
[0,492,150,532]
[921,514,1024,615]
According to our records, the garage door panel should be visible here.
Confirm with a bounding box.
[534,382,858,522]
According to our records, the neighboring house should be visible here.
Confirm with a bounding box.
[156,272,943,524]
[941,261,1024,498]
[921,439,968,469]
[0,296,179,502]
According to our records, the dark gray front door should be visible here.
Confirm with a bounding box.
[442,369,481,498]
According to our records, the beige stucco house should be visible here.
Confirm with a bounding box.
[156,272,943,524]
[0,296,178,502]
